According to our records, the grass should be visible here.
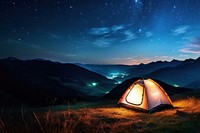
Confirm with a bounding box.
[0,95,200,133]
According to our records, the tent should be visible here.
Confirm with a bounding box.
[118,78,173,112]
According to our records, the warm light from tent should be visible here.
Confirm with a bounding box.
[145,80,161,96]
[151,91,159,96]
[126,84,143,104]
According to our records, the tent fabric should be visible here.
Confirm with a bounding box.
[118,78,173,112]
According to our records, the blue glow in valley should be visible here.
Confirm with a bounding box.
[106,72,129,80]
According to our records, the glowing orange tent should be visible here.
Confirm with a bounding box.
[118,78,173,112]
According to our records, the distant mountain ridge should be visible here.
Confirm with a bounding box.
[147,57,200,88]
[79,57,200,88]
[78,59,183,81]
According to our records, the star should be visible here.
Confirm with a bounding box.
[0,0,200,64]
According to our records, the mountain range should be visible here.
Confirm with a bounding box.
[0,57,199,107]
[147,58,200,88]
[80,57,200,89]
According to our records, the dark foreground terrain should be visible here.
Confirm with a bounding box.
[1,91,200,133]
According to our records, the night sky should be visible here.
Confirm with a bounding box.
[1,0,200,64]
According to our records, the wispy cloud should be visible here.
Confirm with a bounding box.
[29,44,44,50]
[42,32,63,39]
[89,25,125,36]
[173,26,190,36]
[47,32,62,39]
[5,39,22,44]
[146,31,153,37]
[179,37,200,54]
[5,39,43,50]
[182,36,195,42]
[111,25,124,32]
[122,30,137,42]
[38,51,78,63]
[88,24,138,47]
[155,55,169,59]
[179,48,200,54]
[88,27,110,35]
[113,57,151,65]
[93,38,114,48]
[66,54,76,57]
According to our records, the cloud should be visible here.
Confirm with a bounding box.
[88,27,110,35]
[5,39,21,44]
[93,38,114,48]
[34,50,78,63]
[29,44,44,50]
[122,30,137,42]
[179,37,200,54]
[156,55,169,59]
[47,32,62,39]
[42,32,63,39]
[5,39,43,50]
[89,25,124,36]
[113,57,151,65]
[182,36,195,42]
[111,25,124,32]
[173,26,190,36]
[88,25,138,46]
[146,31,153,37]
[66,54,76,57]
[179,48,200,54]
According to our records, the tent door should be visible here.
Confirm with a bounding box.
[126,84,144,105]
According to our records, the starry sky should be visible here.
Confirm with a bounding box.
[1,0,200,65]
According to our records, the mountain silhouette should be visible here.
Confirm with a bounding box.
[0,57,115,107]
[80,57,200,88]
[128,60,181,77]
[147,57,200,88]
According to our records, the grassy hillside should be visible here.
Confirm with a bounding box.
[1,92,200,133]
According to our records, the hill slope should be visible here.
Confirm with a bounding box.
[1,92,200,133]
[0,58,116,106]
